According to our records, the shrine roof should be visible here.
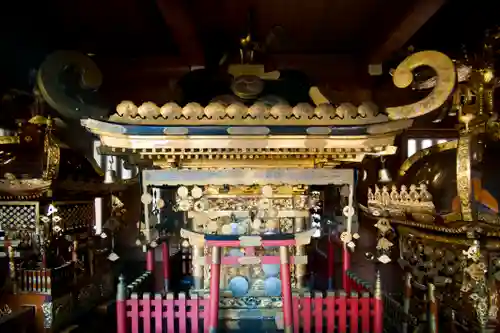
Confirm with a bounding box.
[82,112,407,166]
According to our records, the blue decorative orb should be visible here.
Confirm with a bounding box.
[264,277,282,297]
[262,263,280,277]
[228,276,249,297]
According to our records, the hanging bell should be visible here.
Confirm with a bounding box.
[378,157,392,183]
[378,168,392,183]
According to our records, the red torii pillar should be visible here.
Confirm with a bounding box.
[208,246,222,333]
[342,243,350,293]
[279,245,293,333]
[146,246,154,272]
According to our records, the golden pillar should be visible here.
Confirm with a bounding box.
[295,217,306,289]
[191,215,204,290]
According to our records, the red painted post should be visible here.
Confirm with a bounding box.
[141,294,151,333]
[338,291,347,333]
[291,294,299,332]
[302,292,311,332]
[146,247,154,272]
[190,294,199,333]
[349,292,359,332]
[316,292,325,332]
[342,244,350,293]
[328,236,334,290]
[279,246,294,333]
[153,294,163,332]
[130,294,139,333]
[325,292,335,332]
[166,293,175,333]
[178,292,187,333]
[162,241,169,292]
[360,293,370,332]
[373,271,383,333]
[208,246,221,333]
[116,275,127,333]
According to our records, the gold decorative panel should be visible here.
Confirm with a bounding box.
[177,185,309,236]
[175,184,308,294]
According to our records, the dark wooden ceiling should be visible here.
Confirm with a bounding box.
[1,0,468,61]
[0,0,499,104]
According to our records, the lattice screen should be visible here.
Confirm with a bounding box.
[55,202,94,231]
[0,203,38,231]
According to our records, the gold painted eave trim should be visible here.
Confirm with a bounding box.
[0,136,19,145]
[95,132,401,151]
[396,225,500,249]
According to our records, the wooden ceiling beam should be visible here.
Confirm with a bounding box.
[369,0,446,64]
[155,0,204,66]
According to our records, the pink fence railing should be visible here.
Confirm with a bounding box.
[117,279,383,333]
[292,291,380,333]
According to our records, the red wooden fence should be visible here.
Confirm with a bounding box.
[124,292,209,333]
[292,291,380,333]
[117,289,382,333]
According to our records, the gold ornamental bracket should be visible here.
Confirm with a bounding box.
[0,136,19,145]
[456,134,475,222]
[41,118,61,181]
[386,51,456,120]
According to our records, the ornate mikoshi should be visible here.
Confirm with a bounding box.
[362,32,500,332]
[78,46,456,330]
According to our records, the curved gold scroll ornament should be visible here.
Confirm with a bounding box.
[386,51,456,120]
[456,134,474,222]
